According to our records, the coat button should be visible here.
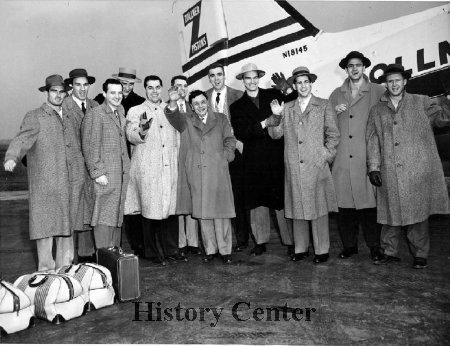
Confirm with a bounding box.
[350,155,353,158]
[349,135,353,138]
[201,150,205,154]
[300,160,303,163]
[394,121,397,125]
[160,125,163,128]
[299,140,303,144]
[349,115,353,119]
[299,121,303,125]
[162,144,165,147]
[395,142,399,146]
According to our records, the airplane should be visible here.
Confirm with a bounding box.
[173,0,450,174]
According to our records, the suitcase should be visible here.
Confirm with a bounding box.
[13,273,85,324]
[96,247,140,302]
[0,280,35,335]
[57,263,115,311]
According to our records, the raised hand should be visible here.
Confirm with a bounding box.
[270,99,285,115]
[271,72,291,93]
[139,112,152,138]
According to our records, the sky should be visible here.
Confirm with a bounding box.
[0,0,446,140]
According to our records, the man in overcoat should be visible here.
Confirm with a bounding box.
[206,62,251,252]
[165,89,237,263]
[4,75,74,272]
[269,67,340,263]
[367,64,450,269]
[230,63,286,256]
[62,68,98,263]
[81,78,130,249]
[124,75,184,265]
[329,51,385,261]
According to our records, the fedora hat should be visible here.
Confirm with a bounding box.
[379,64,412,83]
[112,67,142,83]
[339,51,371,70]
[236,63,265,80]
[287,66,317,85]
[38,74,67,92]
[64,68,95,85]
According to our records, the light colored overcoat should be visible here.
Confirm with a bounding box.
[62,96,98,230]
[166,107,236,219]
[366,92,450,226]
[269,95,340,220]
[81,102,130,227]
[5,103,71,240]
[329,76,385,209]
[124,100,180,219]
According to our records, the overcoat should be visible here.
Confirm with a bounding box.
[81,102,130,227]
[366,92,450,226]
[230,88,285,210]
[62,96,98,230]
[329,76,385,209]
[269,96,340,220]
[166,107,236,219]
[124,100,180,220]
[5,103,72,240]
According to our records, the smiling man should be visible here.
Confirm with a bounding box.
[82,78,130,250]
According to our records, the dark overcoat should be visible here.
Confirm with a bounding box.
[81,102,130,227]
[230,88,284,210]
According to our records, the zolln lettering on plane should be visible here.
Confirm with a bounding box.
[173,0,449,99]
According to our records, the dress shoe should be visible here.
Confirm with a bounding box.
[166,253,188,262]
[291,251,309,262]
[149,257,167,266]
[373,254,401,265]
[77,254,96,263]
[413,257,428,269]
[313,253,329,264]
[188,246,202,255]
[203,254,215,263]
[250,244,266,256]
[221,255,232,264]
[338,247,358,259]
[179,247,188,257]
[286,245,295,256]
[234,243,248,252]
[370,247,383,261]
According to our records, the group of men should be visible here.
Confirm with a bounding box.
[4,49,449,272]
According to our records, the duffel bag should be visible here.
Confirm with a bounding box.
[57,263,114,310]
[13,273,85,324]
[0,280,35,335]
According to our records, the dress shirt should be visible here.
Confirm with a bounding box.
[211,88,227,113]
[298,94,312,113]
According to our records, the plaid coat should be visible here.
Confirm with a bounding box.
[4,103,71,239]
[81,102,130,227]
[367,92,450,226]
[62,96,98,230]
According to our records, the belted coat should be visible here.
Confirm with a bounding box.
[269,95,340,220]
[366,92,450,226]
[81,102,130,227]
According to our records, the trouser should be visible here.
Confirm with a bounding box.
[290,214,330,255]
[233,208,252,246]
[381,219,429,258]
[93,224,121,249]
[142,215,179,259]
[250,206,271,244]
[179,215,199,248]
[36,235,74,272]
[199,218,232,255]
[275,209,293,246]
[76,230,95,257]
[337,207,381,249]
[124,214,144,256]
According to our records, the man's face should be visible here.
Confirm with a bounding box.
[120,80,135,97]
[208,67,225,91]
[173,78,188,99]
[346,58,365,81]
[191,94,208,118]
[385,73,407,97]
[293,75,312,98]
[243,71,259,92]
[46,86,66,107]
[71,77,90,101]
[103,83,123,108]
[145,79,162,103]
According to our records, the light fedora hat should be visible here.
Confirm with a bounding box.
[287,66,317,85]
[112,67,142,83]
[236,63,266,80]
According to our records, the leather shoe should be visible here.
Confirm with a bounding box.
[373,254,401,265]
[188,246,202,255]
[166,253,188,262]
[313,253,329,264]
[370,247,383,261]
[250,244,266,256]
[338,247,358,259]
[291,251,309,261]
[203,254,215,263]
[221,255,232,264]
[77,254,96,263]
[413,257,427,269]
[179,247,188,257]
[286,245,295,256]
[234,243,248,252]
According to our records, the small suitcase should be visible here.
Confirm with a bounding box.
[0,280,35,335]
[96,247,140,302]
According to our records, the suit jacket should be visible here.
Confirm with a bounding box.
[206,86,243,117]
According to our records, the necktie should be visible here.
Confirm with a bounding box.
[215,93,221,105]
[81,102,86,115]
[180,103,185,113]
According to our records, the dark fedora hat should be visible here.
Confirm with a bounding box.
[64,68,96,85]
[287,66,317,85]
[339,51,371,70]
[379,64,412,83]
[112,67,142,83]
[38,74,67,92]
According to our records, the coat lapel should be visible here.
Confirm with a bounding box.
[103,102,122,129]
[350,78,370,107]
[202,110,218,135]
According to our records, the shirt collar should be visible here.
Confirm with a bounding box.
[72,95,86,109]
